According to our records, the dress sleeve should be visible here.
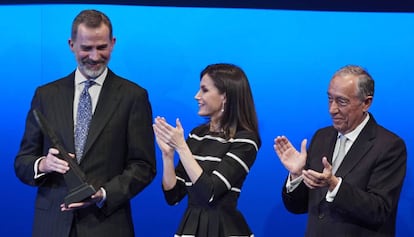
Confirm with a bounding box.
[163,160,189,205]
[192,130,259,204]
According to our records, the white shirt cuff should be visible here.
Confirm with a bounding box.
[34,157,46,179]
[96,187,107,208]
[326,177,342,202]
[286,173,304,193]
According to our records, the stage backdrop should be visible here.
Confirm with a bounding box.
[1,4,412,237]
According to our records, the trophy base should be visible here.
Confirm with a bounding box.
[64,183,96,207]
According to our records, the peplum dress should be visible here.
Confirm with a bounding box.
[163,125,260,237]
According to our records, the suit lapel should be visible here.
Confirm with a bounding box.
[54,73,76,152]
[315,130,337,199]
[82,70,122,160]
[326,131,338,165]
[335,116,376,177]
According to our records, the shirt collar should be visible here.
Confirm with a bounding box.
[338,113,370,142]
[74,67,108,86]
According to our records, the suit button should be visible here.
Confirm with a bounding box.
[318,213,325,219]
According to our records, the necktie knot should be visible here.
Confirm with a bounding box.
[84,79,95,90]
[339,134,347,148]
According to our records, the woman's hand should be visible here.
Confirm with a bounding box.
[153,116,186,152]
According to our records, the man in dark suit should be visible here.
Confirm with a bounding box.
[274,65,406,236]
[14,10,156,237]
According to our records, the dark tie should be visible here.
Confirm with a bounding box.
[75,80,95,163]
[332,135,347,174]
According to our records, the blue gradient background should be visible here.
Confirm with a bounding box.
[1,4,412,236]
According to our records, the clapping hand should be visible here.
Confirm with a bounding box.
[274,136,307,179]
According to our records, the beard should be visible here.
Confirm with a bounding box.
[79,59,107,79]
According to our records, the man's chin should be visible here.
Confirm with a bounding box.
[83,68,105,79]
[332,123,343,132]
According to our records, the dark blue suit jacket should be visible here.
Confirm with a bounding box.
[15,69,156,237]
[282,114,406,237]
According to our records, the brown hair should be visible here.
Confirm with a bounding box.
[71,9,113,41]
[200,63,260,143]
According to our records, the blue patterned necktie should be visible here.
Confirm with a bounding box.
[75,80,95,163]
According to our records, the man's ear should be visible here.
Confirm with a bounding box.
[363,96,373,112]
[68,39,74,51]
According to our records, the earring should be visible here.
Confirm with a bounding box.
[221,101,225,112]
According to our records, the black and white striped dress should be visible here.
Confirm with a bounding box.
[163,124,260,237]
